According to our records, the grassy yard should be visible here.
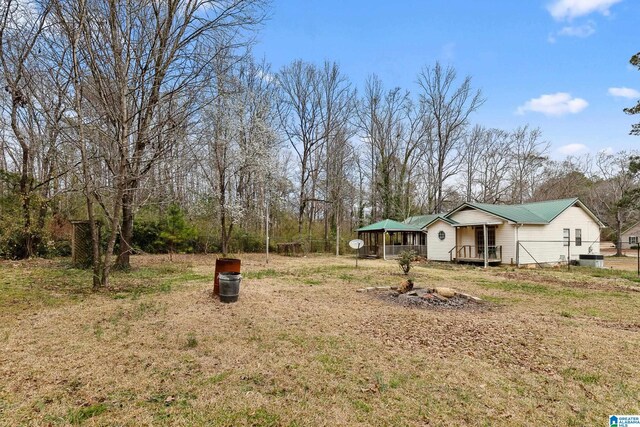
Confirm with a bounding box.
[1,254,639,426]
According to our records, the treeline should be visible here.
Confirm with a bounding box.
[0,1,638,287]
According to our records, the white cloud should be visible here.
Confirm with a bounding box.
[599,146,614,155]
[608,87,640,99]
[558,143,588,155]
[516,93,588,116]
[548,21,596,42]
[547,0,623,20]
[558,21,596,37]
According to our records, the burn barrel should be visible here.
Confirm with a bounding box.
[214,258,241,297]
[219,272,242,303]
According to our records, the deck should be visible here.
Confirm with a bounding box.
[454,257,502,265]
[450,245,502,265]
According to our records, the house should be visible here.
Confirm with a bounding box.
[620,221,640,247]
[404,198,604,266]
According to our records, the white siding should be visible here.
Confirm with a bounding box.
[450,208,503,224]
[621,222,640,245]
[499,224,517,265]
[516,206,601,264]
[456,227,476,248]
[449,208,517,264]
[453,223,517,264]
[426,221,456,261]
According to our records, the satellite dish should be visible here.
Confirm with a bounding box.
[349,239,364,249]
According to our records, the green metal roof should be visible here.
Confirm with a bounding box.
[404,214,458,229]
[518,198,582,222]
[356,219,423,232]
[461,202,549,223]
[447,198,603,225]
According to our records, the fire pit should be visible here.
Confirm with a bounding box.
[358,283,484,310]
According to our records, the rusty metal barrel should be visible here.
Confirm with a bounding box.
[214,258,241,297]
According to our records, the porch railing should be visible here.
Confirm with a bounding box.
[358,244,427,258]
[449,245,502,262]
[385,244,427,257]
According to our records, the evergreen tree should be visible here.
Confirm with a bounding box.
[156,204,196,261]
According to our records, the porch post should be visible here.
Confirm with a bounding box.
[515,224,521,267]
[453,226,458,263]
[483,223,488,268]
[383,231,386,260]
[424,231,428,259]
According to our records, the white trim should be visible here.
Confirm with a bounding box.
[383,232,386,260]
[452,222,502,227]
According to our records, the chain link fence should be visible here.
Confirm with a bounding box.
[516,239,640,275]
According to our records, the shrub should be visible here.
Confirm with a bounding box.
[398,250,417,275]
[133,219,162,253]
[232,230,264,253]
[155,204,196,259]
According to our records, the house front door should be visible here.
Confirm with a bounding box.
[475,226,496,258]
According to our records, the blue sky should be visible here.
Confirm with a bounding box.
[253,0,640,159]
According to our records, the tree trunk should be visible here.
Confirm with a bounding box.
[20,148,34,258]
[221,211,228,255]
[116,190,134,269]
[100,173,125,288]
[297,196,305,235]
[616,214,623,257]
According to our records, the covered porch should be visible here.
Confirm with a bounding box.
[449,222,503,267]
[356,219,426,260]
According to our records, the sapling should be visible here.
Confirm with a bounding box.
[398,250,417,275]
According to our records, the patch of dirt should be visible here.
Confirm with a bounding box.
[372,287,486,311]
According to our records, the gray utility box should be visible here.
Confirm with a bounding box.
[578,254,604,268]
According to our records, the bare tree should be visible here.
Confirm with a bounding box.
[277,60,323,235]
[316,61,355,248]
[591,151,639,256]
[460,125,484,202]
[0,0,53,257]
[509,125,549,204]
[533,155,593,202]
[52,0,266,285]
[417,62,484,213]
[475,128,511,203]
[54,0,104,288]
[356,76,427,220]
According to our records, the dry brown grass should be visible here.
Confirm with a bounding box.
[1,254,639,426]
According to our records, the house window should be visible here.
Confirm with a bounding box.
[438,231,446,241]
[575,229,582,246]
[630,236,638,244]
[563,228,570,246]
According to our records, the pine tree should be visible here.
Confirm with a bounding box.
[157,204,196,261]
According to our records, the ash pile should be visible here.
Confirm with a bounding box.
[359,279,483,309]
